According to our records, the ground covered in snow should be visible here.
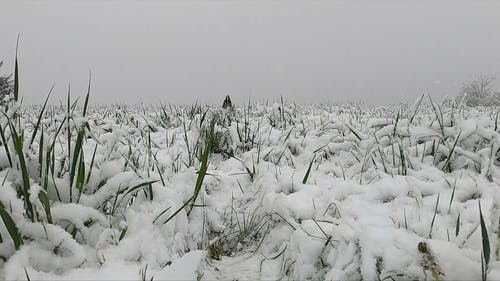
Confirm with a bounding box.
[1,97,500,280]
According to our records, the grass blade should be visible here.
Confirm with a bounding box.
[0,202,23,250]
[123,180,159,197]
[188,116,216,214]
[85,143,98,185]
[479,201,490,281]
[0,123,13,167]
[13,35,19,102]
[152,206,172,224]
[429,193,440,238]
[119,227,127,241]
[30,84,53,145]
[38,126,44,179]
[163,116,217,223]
[410,93,425,124]
[302,154,316,184]
[8,120,34,221]
[83,72,91,117]
[441,130,462,172]
[162,194,196,224]
[38,190,52,224]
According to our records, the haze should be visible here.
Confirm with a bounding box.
[1,0,499,105]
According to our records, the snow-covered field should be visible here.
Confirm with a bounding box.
[1,96,500,280]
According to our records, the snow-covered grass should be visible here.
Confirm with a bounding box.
[1,82,500,280]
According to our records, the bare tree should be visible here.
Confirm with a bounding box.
[0,61,13,104]
[458,75,498,106]
[488,90,500,106]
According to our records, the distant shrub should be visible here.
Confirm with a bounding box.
[0,61,13,104]
[457,75,500,106]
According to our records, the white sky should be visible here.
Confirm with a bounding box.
[1,0,500,105]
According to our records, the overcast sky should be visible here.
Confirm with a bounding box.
[1,0,500,105]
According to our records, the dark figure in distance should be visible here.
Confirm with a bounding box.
[222,95,232,109]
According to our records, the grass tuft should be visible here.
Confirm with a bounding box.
[479,201,490,281]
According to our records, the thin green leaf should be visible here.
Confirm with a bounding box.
[123,180,159,197]
[30,84,53,145]
[13,35,19,102]
[0,202,23,250]
[83,72,91,117]
[479,201,490,273]
[429,193,440,238]
[38,190,52,224]
[0,123,13,167]
[302,154,316,184]
[119,227,127,241]
[8,121,34,221]
[85,143,98,185]
[188,116,216,214]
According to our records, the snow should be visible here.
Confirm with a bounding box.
[1,101,500,280]
[8,250,204,281]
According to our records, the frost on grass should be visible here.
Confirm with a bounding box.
[1,98,500,280]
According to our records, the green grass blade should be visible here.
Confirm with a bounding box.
[86,143,98,184]
[83,72,91,117]
[154,161,166,187]
[479,201,490,280]
[123,180,159,197]
[38,190,52,224]
[118,227,127,241]
[152,206,172,224]
[8,121,34,221]
[448,178,458,214]
[0,123,13,167]
[111,180,159,214]
[162,194,196,224]
[302,154,316,184]
[38,126,45,178]
[188,116,216,214]
[66,86,72,201]
[345,124,362,141]
[163,116,217,223]
[0,202,23,250]
[30,85,53,145]
[410,93,424,124]
[441,130,462,172]
[24,268,31,281]
[13,36,19,102]
[70,134,84,187]
[76,151,86,203]
[429,193,440,238]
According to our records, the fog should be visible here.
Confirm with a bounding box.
[1,0,499,105]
